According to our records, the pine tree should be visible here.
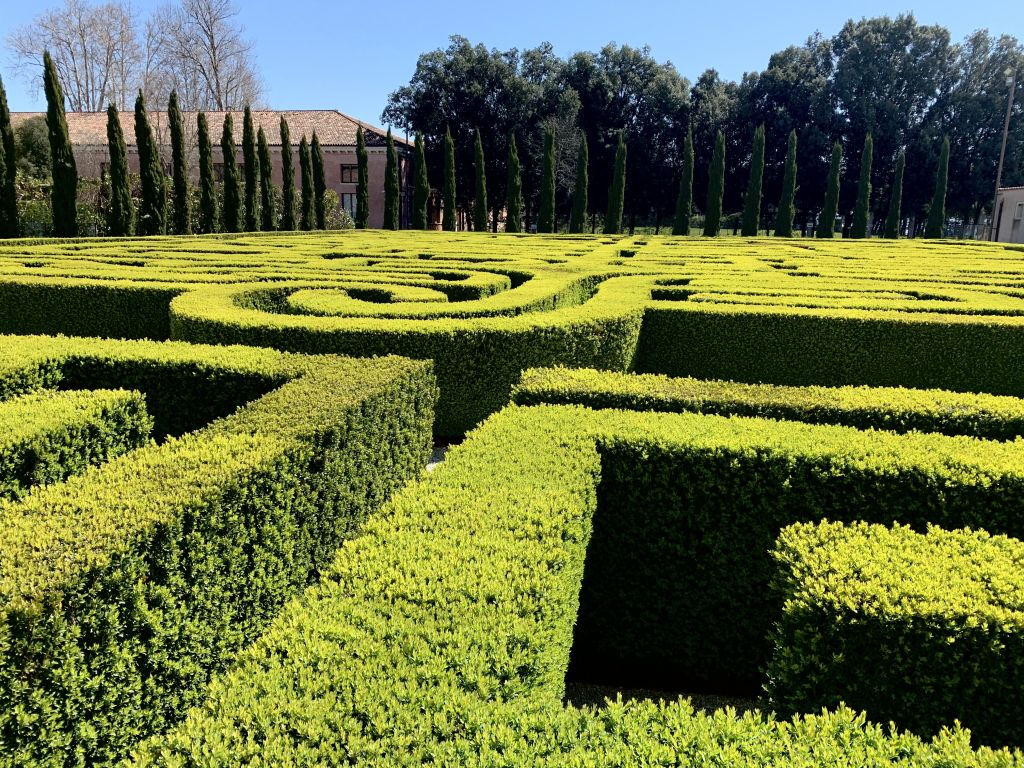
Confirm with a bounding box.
[106,104,132,236]
[135,90,166,235]
[851,133,873,239]
[279,116,296,231]
[442,126,456,231]
[221,113,241,232]
[538,123,556,233]
[703,130,726,237]
[43,51,77,237]
[413,132,429,229]
[299,135,314,231]
[883,150,906,239]
[311,131,326,229]
[925,135,950,238]
[816,141,842,238]
[168,91,190,234]
[569,132,589,234]
[672,126,694,235]
[603,131,626,235]
[197,112,217,233]
[383,128,399,230]
[0,77,18,237]
[257,126,276,231]
[505,132,523,233]
[355,125,369,228]
[242,105,259,231]
[740,124,765,236]
[473,128,488,232]
[774,129,797,237]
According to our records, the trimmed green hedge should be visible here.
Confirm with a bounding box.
[514,366,1024,438]
[769,521,1024,748]
[129,405,1019,766]
[0,388,152,500]
[0,334,436,768]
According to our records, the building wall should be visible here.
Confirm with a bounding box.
[995,188,1024,244]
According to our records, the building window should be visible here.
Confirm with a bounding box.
[214,163,224,182]
[1015,202,1024,221]
[100,161,107,176]
[340,192,357,217]
[340,164,358,183]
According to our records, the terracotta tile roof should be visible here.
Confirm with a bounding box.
[9,109,409,149]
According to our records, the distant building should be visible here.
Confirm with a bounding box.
[10,109,413,229]
[993,186,1024,243]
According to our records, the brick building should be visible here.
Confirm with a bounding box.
[10,109,413,229]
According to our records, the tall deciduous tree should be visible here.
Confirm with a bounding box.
[740,124,765,236]
[220,112,241,232]
[850,133,873,239]
[703,130,725,237]
[774,129,797,238]
[442,126,456,231]
[0,78,17,237]
[311,131,326,229]
[197,111,217,233]
[505,132,523,232]
[473,128,487,231]
[413,132,430,229]
[816,141,842,238]
[355,125,369,228]
[538,123,556,232]
[168,90,190,234]
[106,103,132,236]
[569,132,588,234]
[257,126,275,231]
[135,90,166,235]
[603,131,626,234]
[883,150,905,239]
[924,135,949,238]
[242,105,259,231]
[43,51,77,237]
[672,126,694,236]
[279,116,296,231]
[299,135,314,231]
[383,128,399,230]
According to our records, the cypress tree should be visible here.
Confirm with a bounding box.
[538,123,556,233]
[603,131,626,235]
[442,126,456,231]
[257,126,276,231]
[311,131,326,229]
[883,150,906,239]
[168,91,190,234]
[740,124,765,236]
[43,51,78,237]
[279,116,296,231]
[774,129,797,237]
[221,113,241,232]
[383,128,399,230]
[299,135,314,231]
[412,132,429,229]
[355,125,369,228]
[135,90,166,236]
[473,128,487,232]
[0,77,18,237]
[924,135,950,238]
[672,126,694,235]
[106,104,132,236]
[505,132,523,233]
[703,130,726,236]
[816,141,842,238]
[568,132,588,234]
[851,133,873,239]
[197,112,217,233]
[242,105,259,231]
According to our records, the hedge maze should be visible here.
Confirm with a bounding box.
[1,231,1024,765]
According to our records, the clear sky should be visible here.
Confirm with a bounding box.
[1,0,1021,127]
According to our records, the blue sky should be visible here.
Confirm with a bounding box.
[2,0,1021,127]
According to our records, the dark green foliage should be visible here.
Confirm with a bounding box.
[924,136,950,238]
[257,126,276,231]
[703,130,725,236]
[672,126,693,236]
[242,106,260,232]
[603,131,626,235]
[168,91,190,234]
[311,131,326,230]
[505,132,523,233]
[355,126,369,229]
[279,116,296,231]
[883,150,905,239]
[569,132,588,234]
[43,51,77,237]
[0,77,17,237]
[413,132,430,229]
[134,91,166,236]
[442,126,456,231]
[383,128,399,230]
[220,114,241,233]
[299,136,314,231]
[197,112,217,234]
[774,130,797,237]
[740,125,765,236]
[538,123,556,233]
[816,142,842,238]
[106,104,133,236]
[850,133,873,239]
[473,128,487,232]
